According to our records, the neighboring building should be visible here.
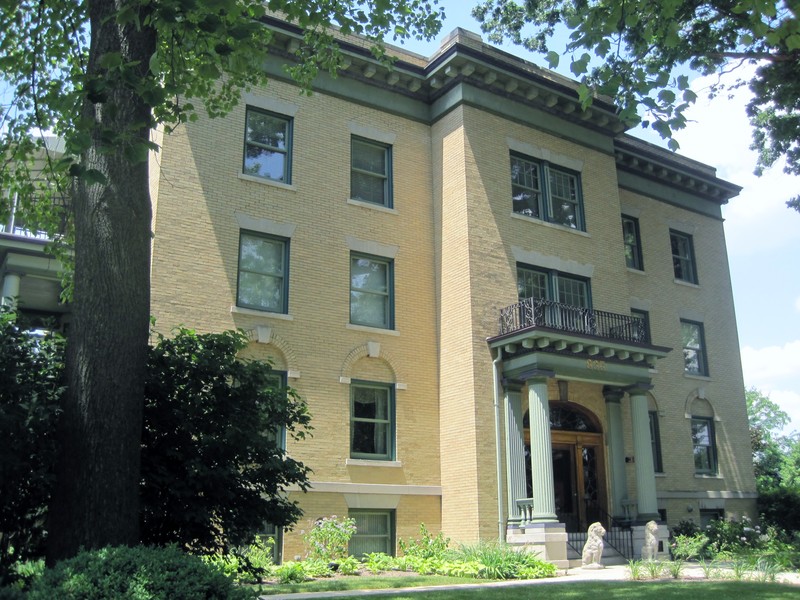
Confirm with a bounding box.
[1,136,69,330]
[143,19,756,564]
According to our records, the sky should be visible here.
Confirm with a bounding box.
[400,1,800,434]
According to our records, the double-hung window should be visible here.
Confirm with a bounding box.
[681,320,708,376]
[350,382,394,460]
[351,137,392,207]
[237,231,289,313]
[243,107,292,183]
[622,215,644,270]
[670,230,697,283]
[350,253,393,329]
[517,265,591,332]
[517,265,590,308]
[511,153,584,230]
[691,417,717,474]
[348,510,395,557]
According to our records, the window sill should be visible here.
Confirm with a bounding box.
[684,373,711,382]
[346,458,402,468]
[694,473,722,479]
[626,267,646,275]
[347,198,398,214]
[238,173,297,191]
[510,212,590,237]
[230,306,294,321]
[655,472,667,478]
[346,323,400,336]
[673,278,700,289]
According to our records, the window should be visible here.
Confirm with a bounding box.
[700,509,723,528]
[350,254,393,329]
[511,154,584,230]
[631,309,651,343]
[622,215,643,270]
[649,411,664,473]
[349,510,395,557]
[351,137,392,207]
[237,231,289,313]
[259,523,283,564]
[350,382,394,460]
[681,320,708,376]
[266,370,288,450]
[691,417,718,474]
[670,230,697,283]
[243,107,292,182]
[517,265,590,308]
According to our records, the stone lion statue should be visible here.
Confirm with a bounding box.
[581,522,606,568]
[641,520,659,560]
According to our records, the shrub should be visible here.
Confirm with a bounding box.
[300,558,333,578]
[0,309,64,584]
[398,524,449,560]
[758,488,800,533]
[672,533,710,560]
[303,515,356,562]
[336,555,361,575]
[141,328,312,555]
[362,552,395,573]
[449,542,556,580]
[26,545,255,599]
[274,562,307,584]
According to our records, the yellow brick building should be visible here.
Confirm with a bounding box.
[145,22,755,564]
[2,20,756,566]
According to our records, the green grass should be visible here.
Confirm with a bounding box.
[258,580,800,599]
[257,575,478,595]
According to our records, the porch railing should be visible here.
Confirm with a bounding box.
[513,498,634,560]
[565,502,634,560]
[498,297,649,344]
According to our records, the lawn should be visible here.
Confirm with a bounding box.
[257,580,799,599]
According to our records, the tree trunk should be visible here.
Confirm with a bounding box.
[46,0,156,563]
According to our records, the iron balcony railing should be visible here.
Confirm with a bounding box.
[0,194,67,242]
[498,297,650,345]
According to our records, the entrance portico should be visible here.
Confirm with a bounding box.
[489,298,670,560]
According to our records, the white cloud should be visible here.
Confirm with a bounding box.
[741,340,800,383]
[672,67,800,258]
[741,342,800,433]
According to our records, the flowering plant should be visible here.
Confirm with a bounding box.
[304,515,357,562]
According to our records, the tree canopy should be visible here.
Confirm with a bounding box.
[1,0,444,562]
[473,0,800,210]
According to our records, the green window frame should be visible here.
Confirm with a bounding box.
[243,107,292,183]
[351,137,392,207]
[259,523,283,564]
[681,320,708,376]
[670,230,697,283]
[237,231,289,313]
[649,411,664,473]
[517,264,591,308]
[622,215,644,270]
[348,510,395,557]
[511,153,584,231]
[350,253,394,329]
[350,382,394,460]
[691,417,718,474]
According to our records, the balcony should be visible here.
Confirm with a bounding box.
[490,298,670,376]
[499,298,649,344]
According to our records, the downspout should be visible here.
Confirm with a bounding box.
[492,347,505,542]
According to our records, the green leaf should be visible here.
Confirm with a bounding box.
[83,169,108,186]
[148,52,161,76]
[658,89,676,104]
[99,52,123,70]
[546,51,560,68]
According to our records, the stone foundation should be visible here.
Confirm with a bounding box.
[506,522,569,569]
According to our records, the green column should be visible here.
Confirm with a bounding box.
[504,388,527,519]
[630,388,660,521]
[604,386,628,519]
[527,376,557,522]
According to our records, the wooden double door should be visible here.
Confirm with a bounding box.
[550,431,607,532]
